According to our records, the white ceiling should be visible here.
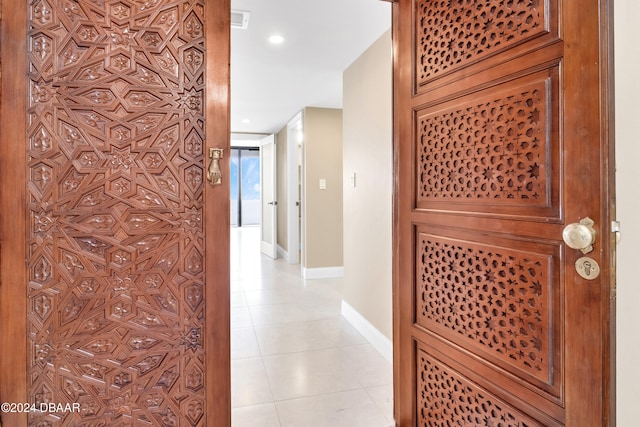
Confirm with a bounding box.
[230,0,392,136]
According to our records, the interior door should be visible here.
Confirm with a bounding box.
[0,1,231,426]
[286,114,302,264]
[260,134,278,258]
[392,1,614,426]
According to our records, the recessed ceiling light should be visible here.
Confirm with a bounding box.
[268,35,284,44]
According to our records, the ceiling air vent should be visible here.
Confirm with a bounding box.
[231,9,250,30]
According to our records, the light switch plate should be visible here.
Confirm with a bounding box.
[319,179,326,190]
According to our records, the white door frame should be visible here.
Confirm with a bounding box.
[286,113,303,264]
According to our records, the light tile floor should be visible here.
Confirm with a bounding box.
[231,227,394,427]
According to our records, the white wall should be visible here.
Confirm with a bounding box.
[615,2,640,425]
[342,29,393,341]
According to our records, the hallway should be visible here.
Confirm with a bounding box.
[230,227,394,426]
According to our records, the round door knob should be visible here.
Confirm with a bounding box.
[562,217,596,254]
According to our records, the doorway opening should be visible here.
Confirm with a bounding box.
[228,0,394,424]
[230,147,261,227]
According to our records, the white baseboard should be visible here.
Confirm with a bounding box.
[260,241,277,259]
[277,244,287,259]
[341,300,392,363]
[302,266,344,280]
[279,245,300,264]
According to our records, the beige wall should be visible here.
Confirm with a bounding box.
[615,2,640,424]
[302,107,343,269]
[342,29,393,339]
[276,127,288,252]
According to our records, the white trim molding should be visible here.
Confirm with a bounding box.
[277,244,288,260]
[341,300,392,363]
[302,266,344,280]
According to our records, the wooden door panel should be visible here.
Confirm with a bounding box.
[415,227,562,396]
[415,68,560,217]
[416,346,563,427]
[0,0,230,425]
[414,0,560,93]
[394,0,613,425]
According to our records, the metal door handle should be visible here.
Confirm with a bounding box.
[562,217,596,254]
[207,148,223,185]
[563,217,601,280]
[267,201,277,206]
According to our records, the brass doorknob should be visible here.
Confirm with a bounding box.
[562,217,596,254]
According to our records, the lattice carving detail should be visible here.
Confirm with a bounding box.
[418,80,549,204]
[417,234,552,381]
[416,0,548,85]
[417,350,543,427]
[27,0,208,425]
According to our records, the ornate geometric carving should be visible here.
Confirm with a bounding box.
[156,289,179,313]
[112,371,132,388]
[61,1,84,22]
[135,0,162,12]
[417,349,544,426]
[186,247,203,275]
[32,1,53,26]
[182,207,202,234]
[33,342,54,368]
[75,25,100,44]
[31,80,56,104]
[59,121,87,148]
[141,31,163,50]
[183,13,203,40]
[59,40,85,68]
[416,0,549,85]
[181,327,203,351]
[60,294,87,325]
[143,273,164,289]
[110,3,131,22]
[31,164,53,193]
[136,355,165,375]
[417,233,554,382]
[33,294,53,320]
[184,164,204,194]
[157,49,179,76]
[124,90,161,108]
[33,382,54,406]
[27,0,209,425]
[185,283,203,312]
[31,33,53,63]
[33,256,53,283]
[185,364,204,391]
[30,125,53,153]
[33,212,57,236]
[184,398,204,425]
[74,62,107,82]
[184,47,204,75]
[129,336,159,351]
[417,79,550,206]
[153,8,178,34]
[157,365,179,390]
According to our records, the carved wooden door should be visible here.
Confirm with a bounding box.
[392,0,614,426]
[0,0,230,426]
